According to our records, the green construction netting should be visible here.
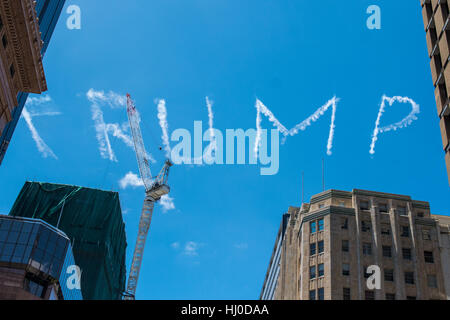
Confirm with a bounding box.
[9,182,127,300]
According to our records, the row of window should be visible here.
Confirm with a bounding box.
[0,16,15,80]
[344,288,417,300]
[340,218,432,240]
[341,240,434,262]
[341,265,438,288]
[358,201,421,216]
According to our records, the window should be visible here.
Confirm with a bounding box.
[382,246,392,258]
[318,219,324,231]
[9,64,15,78]
[384,269,394,282]
[310,243,316,256]
[402,248,412,260]
[404,272,414,285]
[379,203,388,213]
[422,230,431,240]
[0,15,3,30]
[361,221,371,232]
[318,288,324,300]
[343,288,351,300]
[310,266,316,279]
[397,206,407,216]
[339,201,345,207]
[365,290,375,300]
[424,251,434,263]
[401,226,409,237]
[385,293,396,300]
[341,218,348,230]
[318,263,324,277]
[406,296,416,300]
[360,201,369,211]
[310,221,316,234]
[342,240,349,252]
[319,203,325,209]
[2,35,7,48]
[309,290,316,300]
[427,275,437,288]
[342,263,350,276]
[381,224,390,235]
[24,277,45,298]
[363,243,372,255]
[417,212,424,218]
[318,240,324,254]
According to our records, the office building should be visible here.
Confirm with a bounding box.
[0,214,82,300]
[260,213,290,300]
[420,0,450,184]
[261,189,450,300]
[0,0,66,165]
[0,0,47,145]
[9,182,128,300]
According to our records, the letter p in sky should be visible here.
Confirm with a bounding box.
[369,95,420,155]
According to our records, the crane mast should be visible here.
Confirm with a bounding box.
[124,94,173,300]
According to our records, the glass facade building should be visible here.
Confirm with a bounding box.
[0,0,66,165]
[0,215,82,300]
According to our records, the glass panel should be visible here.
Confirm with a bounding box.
[54,242,66,261]
[22,244,33,264]
[37,228,50,249]
[0,229,8,242]
[13,244,26,259]
[33,248,44,263]
[0,220,11,231]
[318,219,324,231]
[50,258,63,279]
[21,222,33,233]
[17,232,31,245]
[6,231,19,243]
[10,220,23,232]
[0,243,15,261]
[40,251,53,274]
[46,240,56,256]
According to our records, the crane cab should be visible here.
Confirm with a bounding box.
[147,183,170,201]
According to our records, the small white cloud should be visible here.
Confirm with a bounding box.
[159,194,175,213]
[119,172,144,189]
[234,243,248,250]
[171,242,180,249]
[183,241,200,256]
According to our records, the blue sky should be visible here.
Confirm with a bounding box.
[0,0,449,299]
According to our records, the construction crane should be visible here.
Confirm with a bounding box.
[124,93,173,300]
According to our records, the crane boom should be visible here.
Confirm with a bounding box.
[126,94,153,191]
[124,94,173,300]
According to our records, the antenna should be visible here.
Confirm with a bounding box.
[301,171,304,204]
[322,158,325,192]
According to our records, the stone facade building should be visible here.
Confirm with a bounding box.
[261,189,450,300]
[420,0,450,184]
[0,0,47,149]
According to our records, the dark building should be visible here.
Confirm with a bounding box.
[260,212,290,300]
[0,214,82,300]
[9,182,128,300]
[420,0,450,184]
[0,0,66,165]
